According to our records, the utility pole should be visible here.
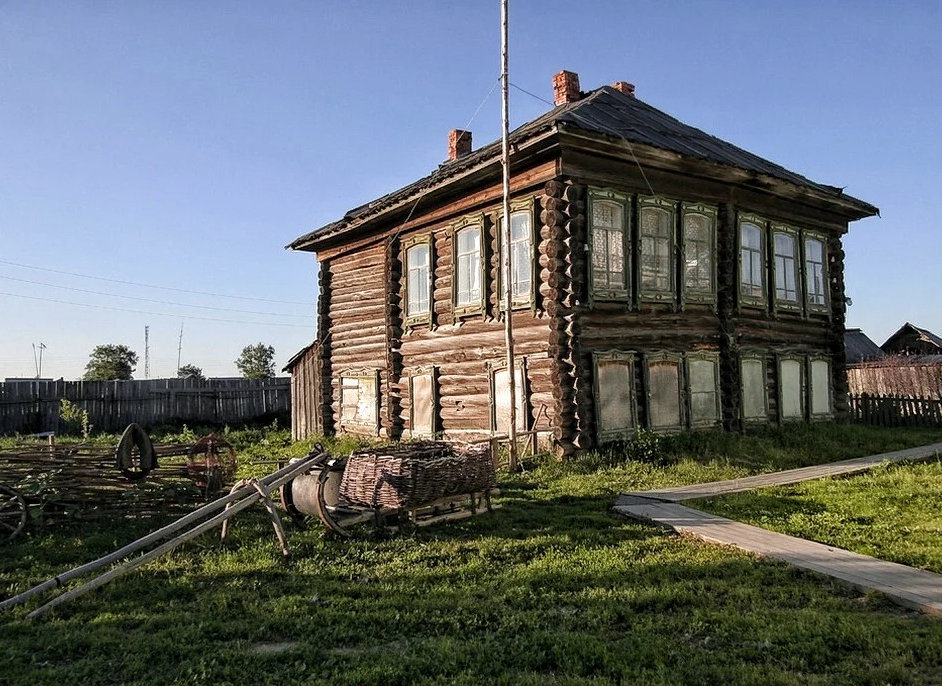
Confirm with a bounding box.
[144,326,150,379]
[38,343,45,378]
[176,323,184,372]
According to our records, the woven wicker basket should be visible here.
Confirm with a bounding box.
[339,441,496,509]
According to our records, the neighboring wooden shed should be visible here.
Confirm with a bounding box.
[881,322,942,356]
[283,342,322,441]
[845,328,885,366]
[288,71,878,454]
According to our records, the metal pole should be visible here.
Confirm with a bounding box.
[500,0,519,472]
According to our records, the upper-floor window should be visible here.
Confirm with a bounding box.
[499,206,534,307]
[455,224,483,310]
[804,236,827,310]
[589,190,628,299]
[639,198,675,300]
[405,242,431,322]
[682,204,716,303]
[773,228,800,306]
[739,216,766,305]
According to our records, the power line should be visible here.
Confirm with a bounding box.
[1,291,312,328]
[0,274,307,318]
[0,259,312,306]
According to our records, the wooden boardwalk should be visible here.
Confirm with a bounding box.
[614,442,942,618]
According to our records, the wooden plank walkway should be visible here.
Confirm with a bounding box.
[619,442,942,504]
[614,498,942,618]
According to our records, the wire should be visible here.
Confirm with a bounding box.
[0,291,312,328]
[0,274,307,318]
[0,259,312,306]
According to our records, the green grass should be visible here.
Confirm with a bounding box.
[696,458,942,574]
[2,424,942,685]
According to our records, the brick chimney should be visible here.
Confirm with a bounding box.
[448,129,472,161]
[611,81,636,97]
[553,70,581,106]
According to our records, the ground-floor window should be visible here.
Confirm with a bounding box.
[741,356,768,422]
[593,352,637,442]
[646,353,684,431]
[339,370,380,434]
[491,364,528,434]
[809,357,832,418]
[687,353,720,427]
[778,357,805,420]
[409,368,438,437]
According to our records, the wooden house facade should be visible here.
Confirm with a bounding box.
[288,71,878,455]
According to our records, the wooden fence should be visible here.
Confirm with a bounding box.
[0,378,290,435]
[847,359,942,399]
[847,393,942,428]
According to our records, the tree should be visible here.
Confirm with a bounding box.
[177,364,204,380]
[83,344,138,381]
[235,343,275,379]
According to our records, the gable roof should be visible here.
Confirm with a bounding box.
[845,328,886,364]
[290,84,878,252]
[881,322,942,353]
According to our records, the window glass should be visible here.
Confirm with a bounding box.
[406,244,430,317]
[501,211,532,302]
[740,222,764,299]
[780,359,803,419]
[774,232,799,302]
[591,200,626,292]
[455,227,482,306]
[683,212,713,295]
[741,358,767,420]
[640,207,673,293]
[805,237,826,307]
[648,359,681,428]
[688,358,719,425]
[810,359,831,415]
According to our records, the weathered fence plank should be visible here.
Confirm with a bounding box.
[0,378,290,434]
[848,393,942,428]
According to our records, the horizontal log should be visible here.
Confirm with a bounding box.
[540,196,568,212]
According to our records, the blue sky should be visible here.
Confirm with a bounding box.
[1,1,940,380]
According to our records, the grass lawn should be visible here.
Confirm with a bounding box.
[2,424,942,685]
[695,458,942,575]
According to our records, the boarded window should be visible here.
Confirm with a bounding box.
[810,358,831,416]
[410,373,436,436]
[688,356,719,426]
[406,243,430,318]
[596,357,635,439]
[773,231,799,303]
[339,374,379,432]
[683,209,714,298]
[492,367,526,433]
[455,226,482,307]
[640,205,674,295]
[805,237,827,308]
[740,221,764,300]
[779,358,804,420]
[647,358,682,429]
[741,358,767,420]
[590,197,627,297]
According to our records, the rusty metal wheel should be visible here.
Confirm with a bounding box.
[0,485,27,544]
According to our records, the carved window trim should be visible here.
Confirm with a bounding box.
[638,196,678,304]
[644,351,685,432]
[740,353,769,423]
[588,187,630,302]
[680,203,717,307]
[738,213,768,310]
[337,368,381,435]
[451,215,487,318]
[803,232,829,315]
[685,351,721,428]
[402,235,433,327]
[777,353,806,422]
[593,350,638,443]
[771,224,802,313]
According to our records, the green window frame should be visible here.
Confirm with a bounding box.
[803,233,828,313]
[593,351,637,443]
[403,235,433,326]
[772,224,801,311]
[452,216,486,316]
[638,197,677,303]
[738,214,767,309]
[497,199,536,309]
[588,188,629,301]
[685,352,720,427]
[644,351,685,432]
[740,353,769,423]
[778,354,806,422]
[808,356,832,419]
[681,203,717,306]
[338,369,381,435]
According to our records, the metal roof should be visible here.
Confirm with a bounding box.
[289,85,878,251]
[845,328,886,364]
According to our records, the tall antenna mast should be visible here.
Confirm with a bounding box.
[500,0,519,471]
[176,323,184,372]
[144,326,150,379]
[38,343,46,379]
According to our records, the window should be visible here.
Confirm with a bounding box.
[646,353,684,430]
[778,357,804,420]
[809,357,831,418]
[491,364,527,433]
[499,207,533,306]
[409,369,438,437]
[589,189,629,299]
[804,236,827,310]
[687,353,720,427]
[741,356,768,421]
[773,227,800,307]
[339,371,380,434]
[739,216,766,305]
[404,241,431,323]
[593,352,637,442]
[682,204,716,303]
[454,224,483,312]
[639,198,676,300]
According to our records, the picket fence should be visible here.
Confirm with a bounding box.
[847,393,942,428]
[0,378,290,434]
